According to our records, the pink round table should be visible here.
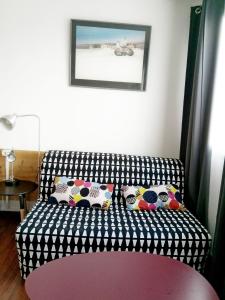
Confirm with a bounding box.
[25,252,218,300]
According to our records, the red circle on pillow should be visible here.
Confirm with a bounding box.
[74,179,84,187]
[107,184,114,192]
[169,199,180,210]
[139,200,149,210]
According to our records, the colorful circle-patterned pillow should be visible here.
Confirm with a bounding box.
[121,184,185,211]
[48,177,114,210]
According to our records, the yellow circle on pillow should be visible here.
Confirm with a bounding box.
[139,187,146,195]
[73,194,82,202]
[170,186,177,193]
[137,194,143,200]
[54,177,61,184]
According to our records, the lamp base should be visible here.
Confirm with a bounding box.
[5,179,20,186]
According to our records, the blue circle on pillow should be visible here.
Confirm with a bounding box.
[67,180,74,186]
[100,185,107,190]
[172,184,179,189]
[105,191,111,199]
[47,196,58,205]
[59,200,68,205]
[92,203,102,208]
[143,191,158,203]
[80,188,89,197]
[76,199,90,207]
[175,191,182,203]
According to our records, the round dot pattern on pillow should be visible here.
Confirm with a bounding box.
[55,183,68,193]
[67,180,75,187]
[122,184,185,211]
[76,199,90,207]
[143,191,157,204]
[100,185,107,190]
[127,197,136,204]
[80,188,89,197]
[48,196,58,205]
[47,177,114,210]
[70,186,80,195]
[158,192,168,202]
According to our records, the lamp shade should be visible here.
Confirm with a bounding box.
[0,114,17,129]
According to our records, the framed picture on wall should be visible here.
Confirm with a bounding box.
[70,19,151,91]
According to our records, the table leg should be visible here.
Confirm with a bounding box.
[19,194,26,221]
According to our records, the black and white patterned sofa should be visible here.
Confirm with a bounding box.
[16,150,211,279]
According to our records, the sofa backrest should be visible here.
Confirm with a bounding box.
[39,150,184,205]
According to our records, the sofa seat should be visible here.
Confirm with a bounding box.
[16,200,211,279]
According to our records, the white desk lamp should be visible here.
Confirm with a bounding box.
[0,114,40,187]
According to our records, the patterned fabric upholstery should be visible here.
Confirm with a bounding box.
[16,150,211,279]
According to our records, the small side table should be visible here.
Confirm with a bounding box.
[0,180,38,221]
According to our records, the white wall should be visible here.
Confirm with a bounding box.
[0,0,195,158]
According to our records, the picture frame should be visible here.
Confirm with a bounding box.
[70,19,151,91]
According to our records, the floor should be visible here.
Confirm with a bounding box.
[0,212,28,300]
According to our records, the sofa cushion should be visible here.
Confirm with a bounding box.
[16,201,211,279]
[48,177,114,210]
[122,184,185,211]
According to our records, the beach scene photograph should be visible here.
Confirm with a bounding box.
[74,25,146,83]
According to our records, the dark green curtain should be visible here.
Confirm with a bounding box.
[180,6,201,164]
[180,0,224,227]
[210,159,225,298]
